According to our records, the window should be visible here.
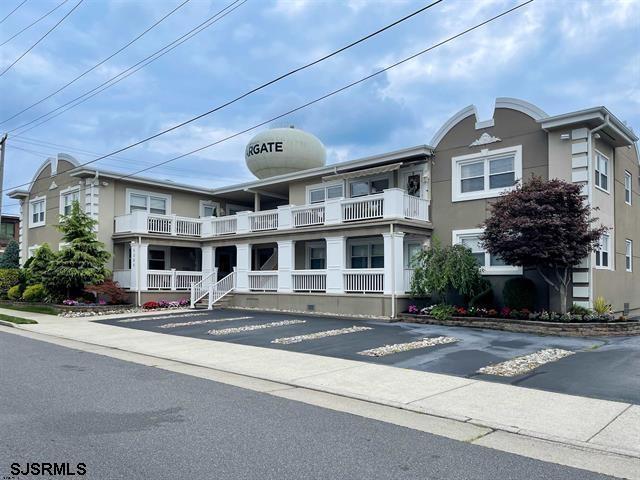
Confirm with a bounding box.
[307,183,344,204]
[60,188,80,216]
[148,249,167,271]
[348,177,389,198]
[626,240,633,272]
[349,240,384,269]
[624,171,632,205]
[126,189,169,215]
[595,234,610,268]
[452,146,522,202]
[308,245,326,270]
[595,152,609,192]
[28,245,39,258]
[200,200,220,218]
[0,222,15,240]
[452,228,521,275]
[29,196,46,227]
[405,243,422,268]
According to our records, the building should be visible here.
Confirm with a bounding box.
[0,214,20,253]
[8,98,640,317]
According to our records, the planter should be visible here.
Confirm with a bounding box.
[400,314,640,337]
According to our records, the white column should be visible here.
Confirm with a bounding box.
[277,205,292,230]
[132,242,149,291]
[383,232,405,295]
[277,240,294,293]
[236,243,250,292]
[382,188,405,219]
[129,241,138,289]
[326,236,345,294]
[325,198,342,225]
[236,211,250,234]
[202,245,215,276]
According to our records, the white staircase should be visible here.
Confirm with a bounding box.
[190,270,236,309]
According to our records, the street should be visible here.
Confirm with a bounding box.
[0,332,612,479]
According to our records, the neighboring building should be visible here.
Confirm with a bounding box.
[8,98,639,317]
[0,214,20,253]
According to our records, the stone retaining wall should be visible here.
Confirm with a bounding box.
[400,314,640,336]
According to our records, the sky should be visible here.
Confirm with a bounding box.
[0,0,638,215]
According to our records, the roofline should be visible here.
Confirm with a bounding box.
[539,106,638,142]
[7,189,29,199]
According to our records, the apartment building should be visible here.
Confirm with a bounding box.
[8,98,639,317]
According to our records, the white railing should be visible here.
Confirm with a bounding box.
[249,210,278,231]
[210,216,237,235]
[248,271,278,291]
[343,268,384,293]
[342,194,384,222]
[403,194,429,221]
[114,214,132,232]
[207,270,236,309]
[148,269,203,290]
[292,204,325,227]
[147,215,173,234]
[292,270,327,292]
[190,271,216,307]
[113,269,131,288]
[404,268,415,293]
[175,216,202,236]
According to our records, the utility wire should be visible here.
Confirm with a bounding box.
[0,0,70,48]
[6,0,246,133]
[5,0,444,165]
[0,0,192,125]
[0,0,83,78]
[2,0,534,203]
[0,0,28,24]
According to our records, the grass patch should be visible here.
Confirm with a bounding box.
[0,303,58,315]
[0,313,38,325]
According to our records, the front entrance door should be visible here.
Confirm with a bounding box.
[216,246,237,280]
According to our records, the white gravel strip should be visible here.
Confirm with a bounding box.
[159,316,253,329]
[357,336,459,357]
[119,312,209,323]
[477,348,575,377]
[208,320,306,336]
[271,326,372,345]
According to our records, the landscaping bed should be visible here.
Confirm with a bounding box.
[400,313,640,336]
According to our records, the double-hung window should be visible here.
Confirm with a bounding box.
[308,183,343,204]
[148,249,167,271]
[452,146,521,202]
[349,240,384,269]
[624,171,632,205]
[60,188,80,216]
[595,152,609,192]
[308,245,326,269]
[348,177,389,198]
[200,200,220,217]
[625,240,633,272]
[452,229,520,275]
[29,197,46,228]
[595,234,610,268]
[127,190,169,215]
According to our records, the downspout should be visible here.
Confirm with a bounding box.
[586,114,610,308]
[137,235,142,307]
[390,223,396,320]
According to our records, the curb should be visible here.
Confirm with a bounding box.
[0,319,17,328]
[5,322,639,462]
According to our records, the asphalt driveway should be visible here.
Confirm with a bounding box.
[98,309,640,405]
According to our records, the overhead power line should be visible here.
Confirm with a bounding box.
[0,0,28,25]
[0,0,192,125]
[6,0,247,134]
[2,0,534,204]
[0,0,70,48]
[0,0,83,78]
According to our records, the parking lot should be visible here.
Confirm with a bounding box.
[99,309,640,405]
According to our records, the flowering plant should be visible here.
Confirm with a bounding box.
[408,305,419,314]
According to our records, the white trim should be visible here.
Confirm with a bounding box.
[451,145,522,202]
[430,105,477,147]
[595,233,612,270]
[27,244,40,259]
[125,188,171,215]
[28,195,46,228]
[625,239,633,273]
[494,97,548,121]
[594,150,610,194]
[59,184,81,216]
[452,228,522,276]
[305,181,344,204]
[199,200,220,218]
[624,170,632,205]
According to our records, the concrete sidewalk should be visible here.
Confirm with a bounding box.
[2,307,639,474]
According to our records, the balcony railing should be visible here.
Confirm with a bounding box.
[248,271,278,292]
[292,270,327,292]
[147,269,203,291]
[343,269,385,293]
[114,189,429,237]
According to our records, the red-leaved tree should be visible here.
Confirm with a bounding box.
[481,176,606,313]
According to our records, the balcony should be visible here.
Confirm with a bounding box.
[114,188,429,238]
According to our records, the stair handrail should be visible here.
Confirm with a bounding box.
[207,270,236,309]
[190,270,216,308]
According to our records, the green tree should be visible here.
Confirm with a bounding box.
[411,239,484,303]
[43,202,110,299]
[26,243,56,285]
[0,239,20,268]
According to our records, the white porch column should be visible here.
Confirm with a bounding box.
[129,241,138,290]
[236,243,250,292]
[202,245,215,276]
[383,231,405,295]
[132,242,149,291]
[326,236,345,294]
[277,240,294,293]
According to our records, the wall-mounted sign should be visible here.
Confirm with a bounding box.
[246,141,284,156]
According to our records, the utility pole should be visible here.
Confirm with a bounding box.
[0,133,6,215]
